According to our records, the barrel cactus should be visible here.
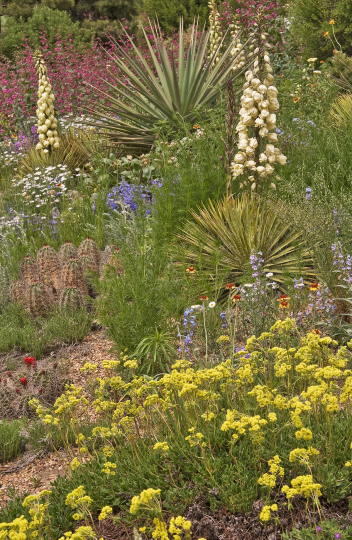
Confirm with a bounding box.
[26,281,53,317]
[20,256,40,286]
[61,257,88,296]
[78,238,100,273]
[37,245,62,297]
[9,280,27,307]
[59,286,85,310]
[59,241,78,262]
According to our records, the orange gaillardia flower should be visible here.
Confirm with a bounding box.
[329,19,335,24]
[186,266,196,274]
[233,294,241,302]
[293,97,300,103]
[279,300,289,309]
[310,283,320,291]
[226,283,235,289]
[277,294,290,302]
[200,295,209,301]
[193,124,200,129]
[323,31,329,37]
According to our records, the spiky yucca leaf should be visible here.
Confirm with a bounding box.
[20,128,109,175]
[84,19,248,153]
[330,92,352,130]
[179,194,313,285]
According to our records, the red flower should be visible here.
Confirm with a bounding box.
[53,362,57,368]
[24,356,36,366]
[20,377,27,387]
[233,294,241,302]
[186,266,196,274]
[200,295,209,301]
[7,371,12,377]
[277,294,291,302]
[41,370,46,374]
[310,283,320,291]
[16,388,20,394]
[279,300,289,309]
[39,388,43,394]
[226,283,235,289]
[3,379,7,384]
[312,329,321,334]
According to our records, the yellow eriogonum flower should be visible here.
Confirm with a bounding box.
[98,506,113,521]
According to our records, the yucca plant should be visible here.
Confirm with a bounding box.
[20,128,108,175]
[330,92,352,130]
[84,19,248,153]
[179,194,313,286]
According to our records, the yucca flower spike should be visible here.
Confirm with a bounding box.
[34,50,60,154]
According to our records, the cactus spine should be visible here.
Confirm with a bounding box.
[59,242,78,262]
[26,282,52,317]
[61,258,88,297]
[37,245,62,297]
[20,256,40,286]
[78,238,100,274]
[59,286,85,309]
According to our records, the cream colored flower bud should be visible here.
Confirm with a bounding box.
[267,86,278,96]
[41,125,48,133]
[246,146,255,156]
[266,144,275,154]
[255,117,264,127]
[244,88,253,97]
[266,65,273,73]
[243,115,255,126]
[240,107,248,116]
[243,82,250,89]
[245,70,253,81]
[43,149,49,154]
[264,55,270,63]
[260,109,269,118]
[256,166,266,174]
[45,119,51,127]
[52,130,58,137]
[43,139,50,147]
[234,152,246,163]
[38,134,45,141]
[267,114,276,125]
[248,107,259,118]
[258,85,267,94]
[259,126,268,137]
[252,91,261,102]
[47,130,53,137]
[231,163,244,177]
[238,139,248,150]
[251,78,260,88]
[49,137,55,145]
[236,122,246,132]
[249,137,258,148]
[259,153,268,162]
[246,160,256,170]
[267,132,278,142]
[53,142,60,149]
[238,131,248,140]
[243,97,255,108]
[265,163,274,173]
[36,143,43,150]
[268,154,276,163]
[270,183,276,189]
[251,182,256,191]
[268,101,279,112]
[258,100,269,109]
[277,154,287,165]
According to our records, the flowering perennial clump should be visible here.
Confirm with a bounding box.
[231,16,286,191]
[34,50,60,154]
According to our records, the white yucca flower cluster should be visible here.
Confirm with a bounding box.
[230,16,245,71]
[34,50,60,154]
[208,0,221,64]
[231,31,286,190]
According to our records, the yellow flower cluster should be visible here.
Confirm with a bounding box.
[129,488,161,514]
[101,462,117,476]
[153,442,170,452]
[221,411,268,443]
[98,506,112,521]
[282,475,322,500]
[259,504,277,522]
[185,428,206,448]
[34,50,59,153]
[289,447,319,464]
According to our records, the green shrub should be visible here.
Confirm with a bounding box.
[0,419,26,463]
[0,5,93,58]
[0,303,93,357]
[137,0,209,33]
[288,0,352,60]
